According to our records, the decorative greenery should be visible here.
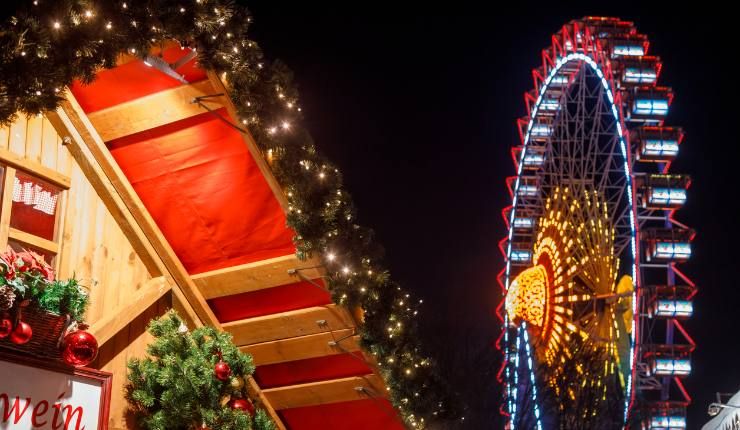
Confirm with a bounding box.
[0,1,459,426]
[0,246,89,322]
[127,310,275,430]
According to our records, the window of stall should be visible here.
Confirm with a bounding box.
[0,163,67,267]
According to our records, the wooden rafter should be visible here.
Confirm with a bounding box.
[241,329,361,366]
[192,254,324,299]
[87,80,222,142]
[90,275,172,346]
[262,374,386,410]
[223,304,355,346]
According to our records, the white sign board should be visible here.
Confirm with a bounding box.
[0,354,111,430]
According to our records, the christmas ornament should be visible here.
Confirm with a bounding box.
[214,360,231,381]
[220,394,231,407]
[0,285,15,310]
[9,320,32,344]
[230,375,245,390]
[0,318,12,338]
[61,328,99,366]
[229,398,255,416]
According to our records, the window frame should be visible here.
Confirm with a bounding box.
[0,154,71,269]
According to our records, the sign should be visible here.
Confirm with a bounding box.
[0,352,111,430]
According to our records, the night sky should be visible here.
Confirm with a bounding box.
[243,5,739,428]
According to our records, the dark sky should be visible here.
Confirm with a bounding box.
[243,4,739,428]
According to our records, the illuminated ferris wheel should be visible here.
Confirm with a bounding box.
[496,17,696,429]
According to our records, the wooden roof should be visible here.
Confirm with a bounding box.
[48,44,405,429]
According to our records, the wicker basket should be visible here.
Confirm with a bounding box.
[0,303,71,360]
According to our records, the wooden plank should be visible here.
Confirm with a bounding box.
[8,115,27,157]
[0,167,16,250]
[8,227,59,254]
[40,118,59,170]
[0,146,72,189]
[262,374,385,410]
[223,305,355,346]
[90,275,172,346]
[48,93,221,329]
[25,114,43,163]
[241,329,360,366]
[206,71,289,211]
[246,376,287,430]
[192,254,323,299]
[88,80,221,142]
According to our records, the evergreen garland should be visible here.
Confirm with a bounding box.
[127,310,275,430]
[0,1,460,426]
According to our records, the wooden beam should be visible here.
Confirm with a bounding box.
[0,146,71,189]
[87,80,221,142]
[262,375,385,410]
[241,329,360,366]
[48,94,221,329]
[8,227,59,254]
[206,71,289,211]
[223,305,355,346]
[90,276,172,346]
[246,376,287,430]
[192,254,323,299]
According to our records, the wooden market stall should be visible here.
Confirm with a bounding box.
[1,43,405,429]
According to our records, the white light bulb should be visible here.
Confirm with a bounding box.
[53,21,61,29]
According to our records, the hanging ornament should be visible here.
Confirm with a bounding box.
[0,285,15,311]
[61,328,99,366]
[0,318,12,339]
[214,360,231,381]
[230,375,245,390]
[9,320,32,344]
[220,394,231,407]
[229,398,255,416]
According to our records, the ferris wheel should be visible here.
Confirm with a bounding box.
[496,17,696,430]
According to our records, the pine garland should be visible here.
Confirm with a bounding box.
[0,1,460,426]
[127,310,275,430]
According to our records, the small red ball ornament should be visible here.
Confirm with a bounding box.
[62,329,99,366]
[0,318,12,339]
[229,398,255,416]
[9,320,32,344]
[214,360,231,381]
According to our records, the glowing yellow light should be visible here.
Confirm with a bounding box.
[505,265,548,327]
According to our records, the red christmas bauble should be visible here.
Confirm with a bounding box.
[62,329,99,367]
[9,321,32,344]
[229,398,255,416]
[214,360,231,381]
[0,318,12,339]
